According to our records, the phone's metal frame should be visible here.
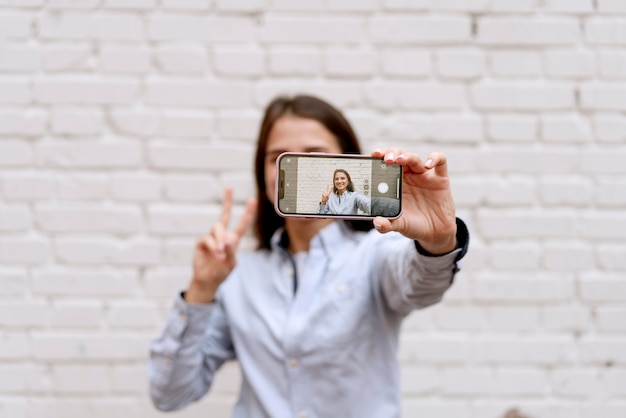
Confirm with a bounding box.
[273,152,403,220]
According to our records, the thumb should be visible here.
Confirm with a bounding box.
[373,217,393,234]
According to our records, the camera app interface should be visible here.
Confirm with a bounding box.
[277,154,401,218]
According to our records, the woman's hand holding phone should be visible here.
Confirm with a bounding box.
[371,148,457,256]
[185,187,257,304]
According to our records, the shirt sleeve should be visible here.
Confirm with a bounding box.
[355,192,371,215]
[148,292,235,411]
[377,217,469,315]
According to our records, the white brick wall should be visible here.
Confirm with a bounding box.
[0,2,625,418]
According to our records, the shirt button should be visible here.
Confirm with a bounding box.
[289,358,298,367]
[298,411,307,418]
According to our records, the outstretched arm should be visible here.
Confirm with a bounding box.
[355,192,371,215]
[370,148,468,314]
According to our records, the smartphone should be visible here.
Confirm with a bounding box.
[275,152,402,220]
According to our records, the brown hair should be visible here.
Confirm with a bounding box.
[253,95,373,249]
[332,169,355,193]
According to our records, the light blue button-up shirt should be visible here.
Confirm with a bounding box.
[317,190,370,215]
[149,221,465,418]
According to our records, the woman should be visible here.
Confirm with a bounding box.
[148,95,469,417]
[317,168,371,215]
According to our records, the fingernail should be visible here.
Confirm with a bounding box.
[386,152,395,160]
[374,222,383,231]
[425,158,433,168]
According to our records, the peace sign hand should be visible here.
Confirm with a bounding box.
[320,184,332,205]
[185,187,257,304]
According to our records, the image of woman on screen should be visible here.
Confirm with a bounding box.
[317,169,371,215]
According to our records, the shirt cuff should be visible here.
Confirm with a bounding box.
[413,217,469,262]
[170,292,216,339]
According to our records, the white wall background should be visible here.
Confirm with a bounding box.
[0,0,625,417]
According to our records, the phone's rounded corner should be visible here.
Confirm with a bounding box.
[272,200,287,219]
[275,152,287,164]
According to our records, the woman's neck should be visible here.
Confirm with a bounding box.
[284,218,334,253]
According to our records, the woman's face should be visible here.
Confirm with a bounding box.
[264,115,342,203]
[334,172,348,194]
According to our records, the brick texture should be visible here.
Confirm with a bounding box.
[0,2,625,418]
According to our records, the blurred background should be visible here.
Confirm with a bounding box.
[0,0,625,417]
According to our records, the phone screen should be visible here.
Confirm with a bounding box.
[275,153,402,219]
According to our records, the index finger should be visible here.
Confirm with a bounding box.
[426,151,449,177]
[373,147,428,174]
[220,187,233,227]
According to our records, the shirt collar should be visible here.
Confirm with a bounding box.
[269,221,357,255]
